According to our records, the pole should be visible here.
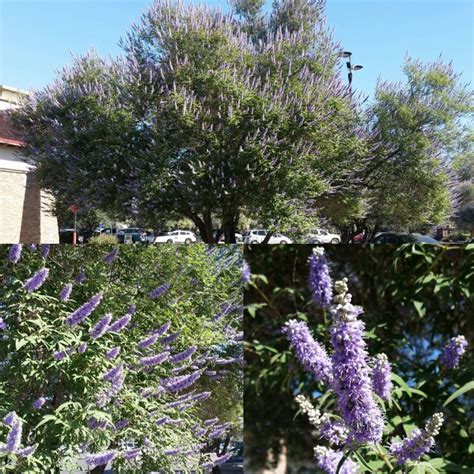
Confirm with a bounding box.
[73,211,77,245]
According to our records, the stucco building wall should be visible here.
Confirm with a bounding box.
[0,85,59,243]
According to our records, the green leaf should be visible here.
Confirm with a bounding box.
[413,300,425,318]
[443,381,474,406]
[403,423,418,436]
[14,338,28,350]
[33,414,58,430]
[392,373,410,391]
[246,303,267,318]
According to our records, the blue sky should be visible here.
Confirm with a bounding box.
[1,0,472,100]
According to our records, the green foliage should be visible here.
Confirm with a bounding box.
[0,244,242,471]
[244,244,474,471]
[353,58,474,236]
[89,234,118,245]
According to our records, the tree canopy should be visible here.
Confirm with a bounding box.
[11,0,473,241]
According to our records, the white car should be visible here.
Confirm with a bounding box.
[244,229,293,244]
[306,229,341,244]
[154,230,197,244]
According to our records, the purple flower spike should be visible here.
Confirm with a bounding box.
[440,335,468,369]
[124,448,141,460]
[0,317,6,330]
[59,283,73,302]
[106,347,121,359]
[78,342,88,353]
[242,260,251,284]
[40,244,50,259]
[6,418,23,452]
[24,268,49,292]
[390,412,444,465]
[156,416,169,425]
[65,293,102,327]
[154,321,171,336]
[161,332,179,345]
[282,319,333,384]
[148,283,170,299]
[103,363,123,382]
[53,347,74,360]
[314,446,358,474]
[3,412,17,426]
[85,450,117,468]
[90,313,113,339]
[170,346,197,364]
[138,334,159,349]
[164,448,180,456]
[17,444,38,457]
[330,281,384,444]
[114,419,129,430]
[140,351,170,366]
[33,397,46,409]
[107,313,132,333]
[104,248,119,264]
[8,244,23,264]
[75,271,86,284]
[308,247,332,308]
[163,371,202,393]
[372,353,392,401]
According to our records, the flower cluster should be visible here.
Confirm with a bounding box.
[308,247,332,308]
[440,335,468,369]
[0,412,37,457]
[284,247,457,472]
[8,244,22,264]
[24,268,50,292]
[389,412,444,464]
[65,293,103,326]
[103,248,119,264]
[282,319,333,384]
[59,283,73,302]
[372,353,392,401]
[314,446,358,474]
[148,283,170,299]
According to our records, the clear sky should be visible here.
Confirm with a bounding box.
[1,0,472,100]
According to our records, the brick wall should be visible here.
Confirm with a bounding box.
[0,169,59,244]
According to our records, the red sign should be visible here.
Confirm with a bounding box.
[69,204,80,213]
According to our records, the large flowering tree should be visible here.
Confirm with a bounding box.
[11,0,367,243]
[0,244,243,472]
[244,244,473,472]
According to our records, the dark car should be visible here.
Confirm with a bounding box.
[372,233,439,245]
[116,228,146,244]
[59,228,76,244]
[217,444,243,474]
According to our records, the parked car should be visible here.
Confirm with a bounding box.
[95,227,119,236]
[306,229,341,244]
[371,233,440,245]
[217,443,243,474]
[244,230,293,244]
[59,228,76,244]
[117,227,146,244]
[142,231,156,244]
[154,230,197,244]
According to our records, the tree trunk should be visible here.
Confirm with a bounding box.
[261,232,273,244]
[222,212,237,243]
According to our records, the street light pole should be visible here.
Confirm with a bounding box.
[338,51,363,92]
